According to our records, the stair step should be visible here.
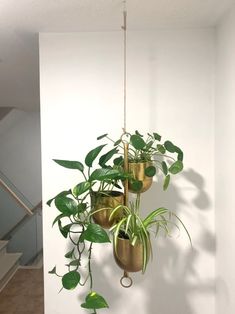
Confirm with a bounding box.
[0,241,8,256]
[0,252,22,291]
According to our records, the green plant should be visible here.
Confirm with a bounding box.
[47,143,127,313]
[110,194,192,273]
[47,132,191,312]
[98,131,184,191]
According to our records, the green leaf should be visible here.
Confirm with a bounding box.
[62,271,80,290]
[82,224,110,243]
[169,160,183,174]
[130,135,146,150]
[129,180,143,192]
[48,266,57,274]
[81,292,109,309]
[145,140,154,151]
[73,181,92,197]
[58,221,73,238]
[153,132,161,141]
[114,139,122,146]
[65,248,75,259]
[135,130,143,137]
[47,190,71,207]
[164,141,176,153]
[99,148,118,167]
[97,133,108,140]
[143,207,169,228]
[68,259,81,267]
[89,168,120,181]
[175,146,184,161]
[113,156,124,166]
[157,144,166,154]
[53,159,84,172]
[77,203,87,214]
[161,161,168,175]
[55,196,78,215]
[52,213,67,226]
[163,174,170,190]
[85,144,106,167]
[144,166,156,177]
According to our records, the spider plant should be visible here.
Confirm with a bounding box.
[110,195,192,273]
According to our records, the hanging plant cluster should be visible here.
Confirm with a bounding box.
[48,130,191,313]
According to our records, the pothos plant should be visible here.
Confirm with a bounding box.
[47,143,129,312]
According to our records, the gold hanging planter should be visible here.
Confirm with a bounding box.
[128,161,153,193]
[91,191,124,229]
[114,237,145,272]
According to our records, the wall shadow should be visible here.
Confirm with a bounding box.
[88,169,215,314]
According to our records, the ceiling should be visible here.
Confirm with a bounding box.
[0,0,234,111]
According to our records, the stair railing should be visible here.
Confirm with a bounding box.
[0,170,34,215]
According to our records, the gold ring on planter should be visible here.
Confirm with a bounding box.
[120,271,133,288]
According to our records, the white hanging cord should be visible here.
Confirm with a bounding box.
[122,1,127,133]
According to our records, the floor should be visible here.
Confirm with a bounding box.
[0,268,44,314]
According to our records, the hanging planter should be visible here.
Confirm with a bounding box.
[91,191,124,228]
[114,236,146,273]
[47,2,192,312]
[99,130,184,192]
[128,161,154,193]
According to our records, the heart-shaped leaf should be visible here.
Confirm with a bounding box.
[82,224,110,243]
[55,196,78,215]
[62,271,80,290]
[99,148,118,167]
[89,168,120,181]
[47,190,71,207]
[81,292,109,309]
[53,159,84,172]
[130,135,146,150]
[48,266,57,274]
[73,181,92,197]
[85,144,106,167]
[58,221,73,238]
[65,248,75,259]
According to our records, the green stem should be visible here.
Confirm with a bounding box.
[88,242,93,291]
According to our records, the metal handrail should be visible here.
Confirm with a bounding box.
[3,202,42,240]
[0,177,33,215]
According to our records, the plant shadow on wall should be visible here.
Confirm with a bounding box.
[47,131,214,314]
[82,170,215,314]
[136,171,215,314]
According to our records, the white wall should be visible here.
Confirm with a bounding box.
[40,30,215,314]
[215,6,235,314]
[0,109,42,205]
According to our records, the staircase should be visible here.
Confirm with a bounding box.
[0,240,22,291]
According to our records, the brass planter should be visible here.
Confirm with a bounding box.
[91,191,124,229]
[114,238,144,272]
[128,161,153,193]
